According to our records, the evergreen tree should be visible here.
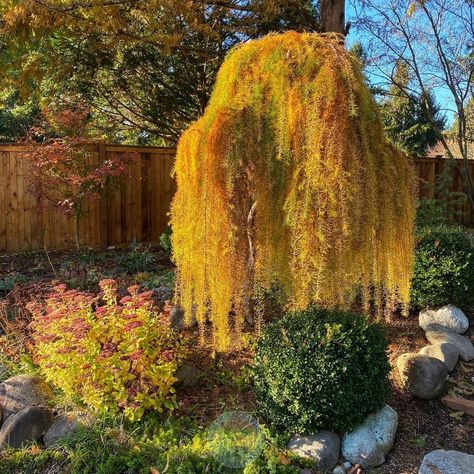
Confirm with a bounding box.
[381,61,446,157]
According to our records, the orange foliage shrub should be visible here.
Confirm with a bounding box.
[171,32,417,350]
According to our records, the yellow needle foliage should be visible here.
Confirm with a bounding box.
[171,32,417,351]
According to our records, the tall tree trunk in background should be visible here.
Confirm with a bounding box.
[321,0,346,34]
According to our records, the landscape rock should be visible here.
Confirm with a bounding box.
[170,305,196,330]
[0,406,52,448]
[423,323,455,333]
[0,375,53,423]
[287,430,340,472]
[341,404,398,468]
[175,361,203,388]
[419,343,460,372]
[419,449,474,474]
[397,353,448,399]
[43,412,91,448]
[441,395,474,416]
[425,330,474,362]
[419,305,469,334]
[333,467,345,474]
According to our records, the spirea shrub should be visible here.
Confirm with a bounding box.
[411,224,474,308]
[252,308,390,434]
[28,279,186,421]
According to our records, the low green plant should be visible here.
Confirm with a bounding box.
[116,242,156,274]
[29,279,186,421]
[0,413,298,474]
[252,307,390,434]
[159,226,173,257]
[416,160,468,227]
[417,198,448,227]
[59,260,101,291]
[135,269,175,292]
[411,224,474,308]
[0,273,26,293]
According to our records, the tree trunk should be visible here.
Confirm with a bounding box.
[320,0,346,34]
[244,201,257,325]
[74,213,81,250]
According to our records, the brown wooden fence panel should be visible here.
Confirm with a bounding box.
[0,144,176,253]
[1,146,474,253]
[413,156,474,227]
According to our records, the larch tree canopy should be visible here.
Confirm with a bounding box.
[171,32,417,351]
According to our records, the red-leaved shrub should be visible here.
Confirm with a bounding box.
[28,279,186,420]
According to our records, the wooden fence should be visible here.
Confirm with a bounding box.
[1,145,474,253]
[413,156,474,226]
[0,144,176,253]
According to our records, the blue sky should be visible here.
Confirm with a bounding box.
[344,1,457,126]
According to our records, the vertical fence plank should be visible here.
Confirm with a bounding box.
[9,150,19,252]
[0,152,7,252]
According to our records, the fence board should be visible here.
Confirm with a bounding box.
[1,145,474,254]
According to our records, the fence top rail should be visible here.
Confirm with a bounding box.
[0,143,177,154]
[0,145,471,164]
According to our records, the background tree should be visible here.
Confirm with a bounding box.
[0,0,319,145]
[0,89,39,143]
[353,0,474,208]
[23,107,128,249]
[320,0,346,33]
[381,61,446,157]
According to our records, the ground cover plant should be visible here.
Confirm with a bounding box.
[171,32,416,351]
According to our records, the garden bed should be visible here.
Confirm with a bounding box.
[0,248,473,473]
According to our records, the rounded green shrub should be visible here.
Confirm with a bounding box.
[252,308,390,434]
[411,224,474,308]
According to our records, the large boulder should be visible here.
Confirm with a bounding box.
[425,330,474,362]
[0,375,53,423]
[419,305,469,334]
[43,412,92,448]
[287,430,340,472]
[419,343,460,372]
[0,406,52,448]
[419,450,474,474]
[341,405,398,468]
[397,353,448,399]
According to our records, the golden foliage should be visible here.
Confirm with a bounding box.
[171,32,417,351]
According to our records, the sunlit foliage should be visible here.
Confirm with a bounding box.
[171,32,417,351]
[0,0,318,144]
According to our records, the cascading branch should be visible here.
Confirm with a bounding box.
[171,32,416,351]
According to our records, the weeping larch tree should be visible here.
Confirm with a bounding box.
[171,32,416,351]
